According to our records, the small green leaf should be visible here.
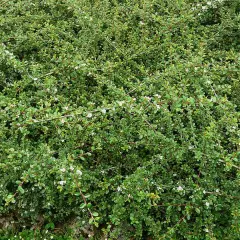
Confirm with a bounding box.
[196,208,201,214]
[92,212,99,217]
[18,186,25,194]
[87,203,92,208]
[45,222,55,229]
[80,203,86,209]
[89,218,94,224]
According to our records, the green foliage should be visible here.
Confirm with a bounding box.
[0,0,239,239]
[0,229,75,240]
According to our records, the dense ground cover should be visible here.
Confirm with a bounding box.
[0,0,240,239]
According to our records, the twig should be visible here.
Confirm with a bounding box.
[218,159,240,170]
[15,107,112,127]
[205,191,240,200]
[73,175,94,219]
[153,203,195,207]
[159,215,187,240]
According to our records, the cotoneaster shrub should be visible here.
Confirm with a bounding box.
[0,0,239,239]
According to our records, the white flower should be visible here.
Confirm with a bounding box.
[205,202,210,207]
[101,108,106,114]
[117,186,121,192]
[207,1,212,5]
[204,228,209,232]
[59,180,66,185]
[202,6,207,10]
[206,80,211,84]
[203,190,206,194]
[70,165,74,171]
[216,189,219,193]
[145,96,152,101]
[60,168,66,173]
[86,112,93,118]
[139,21,144,25]
[117,101,125,106]
[177,186,183,191]
[76,170,82,176]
